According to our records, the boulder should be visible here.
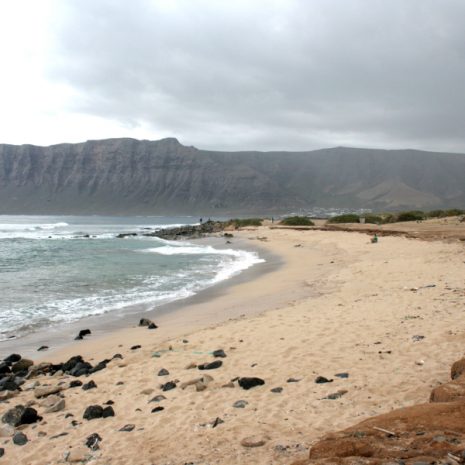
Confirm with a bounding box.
[430,377,465,403]
[11,358,33,374]
[3,354,21,365]
[451,358,465,380]
[102,406,115,418]
[2,405,41,427]
[83,405,103,420]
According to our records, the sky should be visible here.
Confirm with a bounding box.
[0,0,464,152]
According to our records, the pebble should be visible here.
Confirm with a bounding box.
[238,377,265,390]
[37,345,49,351]
[82,380,97,391]
[13,431,28,446]
[287,378,301,383]
[34,385,62,398]
[315,376,333,384]
[324,389,348,400]
[149,395,166,403]
[85,433,102,450]
[83,405,103,420]
[130,345,141,350]
[198,360,222,370]
[2,405,41,427]
[119,424,135,432]
[161,381,176,391]
[65,446,92,462]
[157,368,169,376]
[335,372,349,378]
[151,406,164,413]
[148,323,158,329]
[140,388,154,395]
[211,417,224,428]
[0,424,15,437]
[212,349,227,358]
[241,436,267,447]
[102,406,115,418]
[233,400,248,408]
[45,398,66,413]
[69,380,83,388]
[271,387,283,393]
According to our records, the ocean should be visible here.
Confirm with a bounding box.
[0,215,264,341]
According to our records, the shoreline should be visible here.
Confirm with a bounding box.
[2,225,465,465]
[0,234,280,360]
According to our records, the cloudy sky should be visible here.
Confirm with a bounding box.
[0,0,464,152]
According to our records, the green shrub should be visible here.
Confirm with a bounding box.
[396,211,425,222]
[229,218,263,228]
[444,208,464,217]
[360,214,384,224]
[426,210,445,218]
[280,216,314,226]
[328,214,360,224]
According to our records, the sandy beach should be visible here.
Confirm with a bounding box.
[2,222,465,465]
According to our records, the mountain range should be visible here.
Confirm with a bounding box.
[1,137,464,215]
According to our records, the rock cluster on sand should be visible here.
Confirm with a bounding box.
[291,356,465,465]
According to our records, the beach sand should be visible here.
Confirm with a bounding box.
[2,224,465,465]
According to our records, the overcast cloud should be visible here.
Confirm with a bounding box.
[1,0,465,152]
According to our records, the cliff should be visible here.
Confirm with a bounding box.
[1,137,464,214]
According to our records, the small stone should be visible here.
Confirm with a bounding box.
[185,362,197,369]
[23,381,40,391]
[83,405,103,420]
[50,432,69,439]
[45,398,66,413]
[157,368,169,376]
[12,358,33,373]
[161,381,176,391]
[287,378,300,383]
[4,354,21,364]
[222,382,235,388]
[69,380,83,388]
[119,424,135,432]
[151,406,164,413]
[211,417,224,428]
[324,389,348,400]
[130,345,141,350]
[37,346,49,351]
[34,385,62,398]
[102,406,115,418]
[138,318,152,327]
[271,387,283,393]
[212,349,227,358]
[85,433,102,450]
[82,380,97,391]
[104,400,114,405]
[412,335,425,342]
[140,388,154,395]
[0,448,4,458]
[198,360,222,370]
[315,376,333,384]
[149,395,166,403]
[241,436,266,447]
[13,431,28,446]
[233,400,248,408]
[335,372,349,378]
[148,323,158,329]
[415,360,425,366]
[238,377,265,390]
[112,353,123,359]
[66,445,92,462]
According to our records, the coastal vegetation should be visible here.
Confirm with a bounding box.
[227,218,263,228]
[279,216,315,226]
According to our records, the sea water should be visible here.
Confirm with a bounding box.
[0,216,264,340]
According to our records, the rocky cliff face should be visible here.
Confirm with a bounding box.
[0,138,464,214]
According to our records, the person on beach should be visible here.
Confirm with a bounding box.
[371,234,378,243]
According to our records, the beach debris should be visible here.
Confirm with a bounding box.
[157,368,169,376]
[161,381,177,391]
[323,389,348,400]
[151,406,164,413]
[119,424,135,432]
[85,433,102,450]
[149,394,166,403]
[240,436,267,447]
[82,380,97,391]
[2,405,42,426]
[238,377,265,390]
[198,360,222,370]
[34,385,63,398]
[372,426,397,437]
[130,345,142,350]
[315,376,333,384]
[233,400,248,408]
[412,335,425,342]
[213,349,227,358]
[37,345,49,351]
[13,431,28,446]
[211,417,224,428]
[75,329,91,340]
[271,387,283,393]
[287,377,301,383]
[335,372,349,378]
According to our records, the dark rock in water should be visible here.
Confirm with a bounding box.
[4,354,21,365]
[213,349,227,358]
[69,380,83,388]
[12,359,33,373]
[119,424,135,432]
[238,377,265,390]
[139,318,152,327]
[0,448,4,457]
[130,345,141,350]
[148,322,158,329]
[82,380,97,391]
[315,376,333,384]
[75,329,91,340]
[198,360,223,370]
[161,381,176,392]
[157,368,169,376]
[86,433,102,450]
[287,378,301,383]
[83,405,103,420]
[102,406,115,418]
[117,232,138,238]
[2,405,41,427]
[151,406,164,413]
[149,395,166,403]
[13,431,28,446]
[37,345,49,351]
[335,372,349,379]
[271,387,283,393]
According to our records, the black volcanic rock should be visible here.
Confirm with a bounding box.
[238,377,265,390]
[1,138,465,215]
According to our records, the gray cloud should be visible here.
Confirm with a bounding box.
[47,0,465,152]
